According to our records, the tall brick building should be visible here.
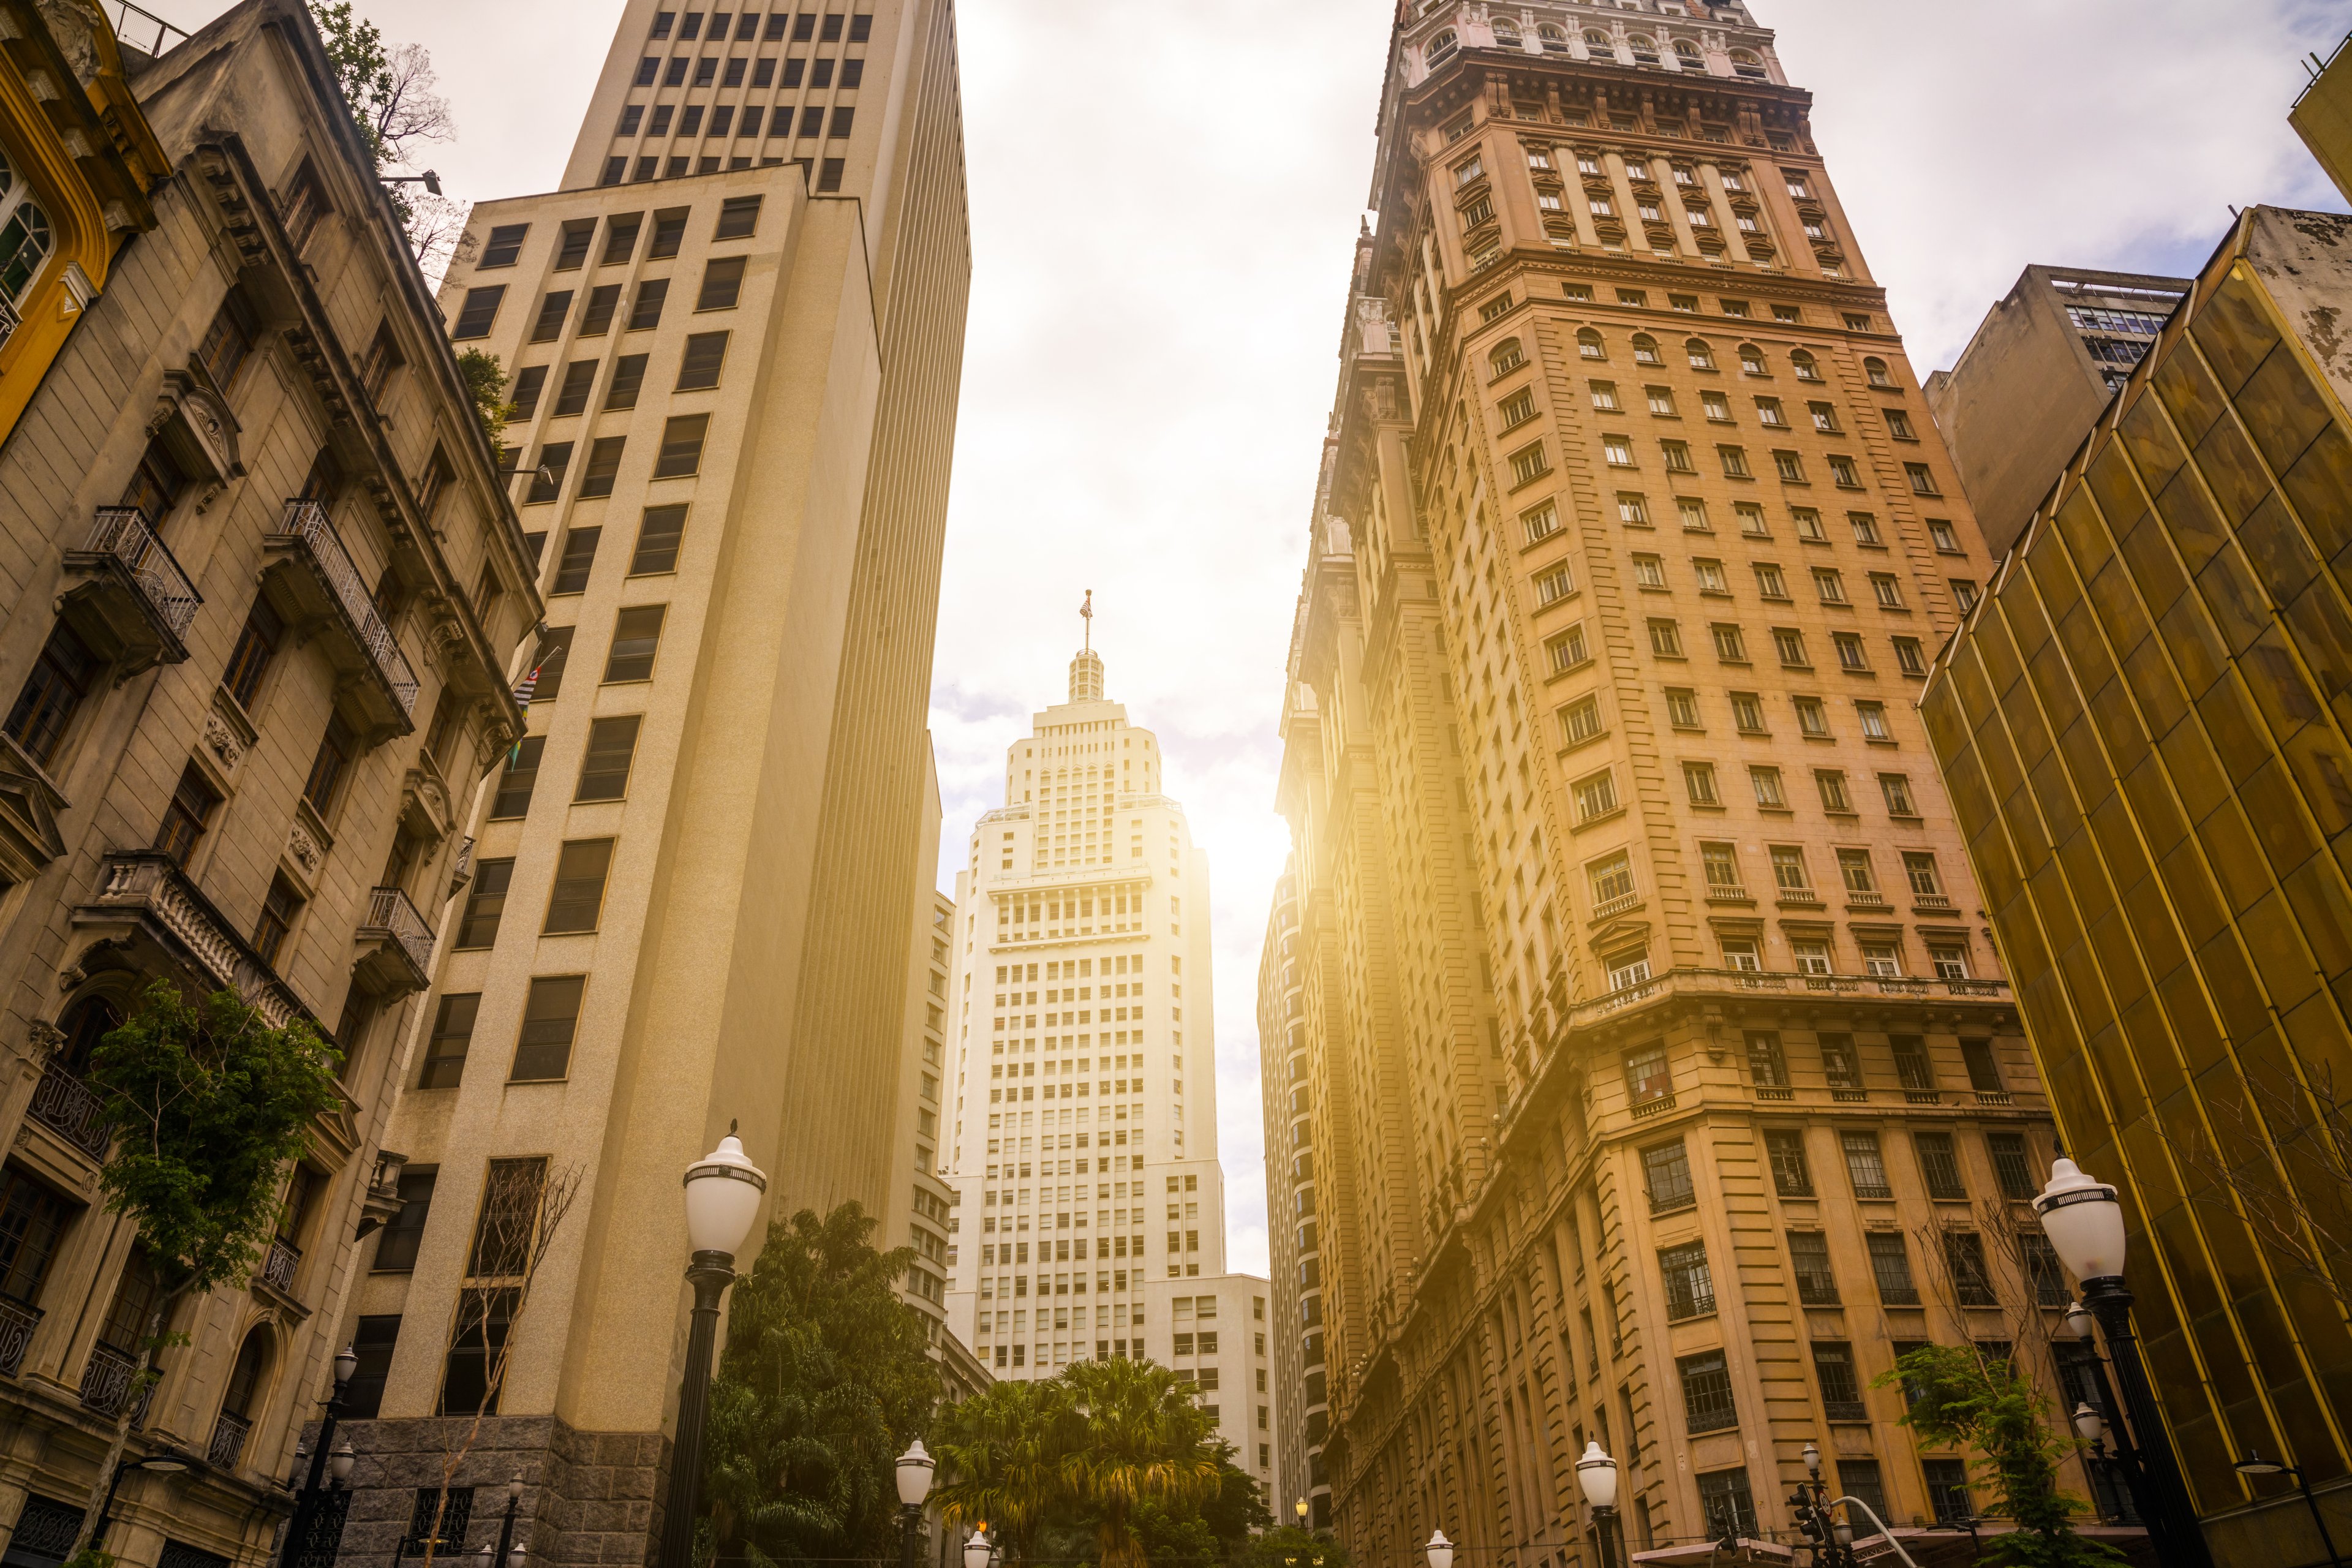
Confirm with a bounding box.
[1261,4,2108,1561]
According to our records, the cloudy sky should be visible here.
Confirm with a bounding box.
[177,0,2352,1276]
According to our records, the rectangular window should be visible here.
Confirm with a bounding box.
[1833,631,1868,671]
[1666,688,1701,728]
[1795,695,1830,736]
[1633,554,1666,589]
[1893,636,1926,676]
[628,277,670,331]
[507,364,549,420]
[1819,1033,1860,1088]
[1730,694,1766,735]
[1751,768,1786,810]
[529,291,573,344]
[418,993,478,1088]
[1700,842,1739,889]
[1773,450,1806,482]
[1905,462,1941,497]
[1917,1132,1967,1200]
[696,257,747,312]
[1839,1461,1888,1538]
[1548,624,1590,672]
[513,976,587,1080]
[1843,1133,1891,1200]
[1849,511,1882,545]
[552,527,601,594]
[1745,1030,1787,1087]
[527,442,574,504]
[605,353,649,409]
[1617,492,1651,526]
[1590,380,1621,409]
[372,1169,437,1272]
[1645,1142,1696,1215]
[451,285,506,339]
[543,840,616,933]
[551,360,597,417]
[578,436,626,499]
[1711,624,1746,662]
[456,859,514,948]
[1837,848,1876,894]
[222,600,283,711]
[655,414,709,477]
[677,331,730,389]
[1893,1036,1934,1091]
[1789,1231,1838,1304]
[1536,563,1575,603]
[1771,627,1807,666]
[490,738,545,820]
[604,605,668,683]
[1813,1342,1864,1419]
[1880,773,1918,815]
[1988,1133,2034,1199]
[303,716,355,816]
[2019,1234,2069,1306]
[1510,443,1551,484]
[1623,1041,1669,1104]
[575,715,643,801]
[650,210,688,262]
[1660,439,1694,472]
[1659,1241,1714,1321]
[1679,1352,1736,1433]
[1944,1231,1997,1305]
[631,505,688,574]
[1499,388,1536,427]
[1561,695,1604,744]
[252,875,303,965]
[1923,1458,1973,1524]
[715,194,763,238]
[1591,852,1635,905]
[1866,1232,1915,1303]
[1683,761,1718,805]
[1815,769,1852,812]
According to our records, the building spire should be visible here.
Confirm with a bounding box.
[1081,587,1093,652]
[1069,589,1104,702]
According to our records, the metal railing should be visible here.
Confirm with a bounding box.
[85,508,201,639]
[364,884,435,974]
[89,853,302,1028]
[27,1061,108,1158]
[79,1340,145,1418]
[271,500,419,715]
[207,1408,251,1470]
[104,0,189,58]
[0,1297,40,1378]
[0,295,17,354]
[260,1235,301,1293]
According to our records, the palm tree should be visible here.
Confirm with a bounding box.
[932,1378,1079,1566]
[1057,1359,1224,1568]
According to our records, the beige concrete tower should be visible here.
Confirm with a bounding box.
[328,1,971,1565]
[1264,4,2100,1563]
[940,636,1277,1498]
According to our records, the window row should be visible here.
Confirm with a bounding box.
[1594,433,1940,497]
[628,51,864,90]
[1698,839,1948,902]
[511,334,731,431]
[520,415,710,502]
[476,198,759,274]
[614,100,858,141]
[1520,489,1965,554]
[1548,378,1915,443]
[1548,614,1926,676]
[647,9,873,43]
[1559,687,1899,748]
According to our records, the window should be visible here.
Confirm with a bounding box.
[1813,1342,1864,1420]
[1574,769,1619,821]
[1679,1352,1736,1433]
[1985,1133,2041,1194]
[419,993,478,1088]
[1666,688,1702,728]
[2019,1234,2069,1305]
[513,976,587,1080]
[372,1170,436,1272]
[677,331,729,390]
[1647,386,1679,418]
[1905,462,1941,497]
[1632,554,1666,589]
[1738,343,1768,375]
[1755,397,1786,426]
[1618,492,1651,525]
[1891,1035,1934,1092]
[1644,1142,1695,1214]
[1879,774,1917,815]
[528,291,572,344]
[1794,938,1833,976]
[1794,696,1829,736]
[1591,851,1635,906]
[1917,1131,1967,1200]
[303,715,355,816]
[490,739,544,820]
[715,194,762,239]
[1678,498,1711,533]
[543,840,615,933]
[1578,328,1607,360]
[1928,518,1962,552]
[1624,1041,1669,1104]
[456,859,514,948]
[1750,767,1785,809]
[1863,940,1902,978]
[1892,636,1926,676]
[654,415,709,477]
[451,286,505,339]
[1711,624,1746,662]
[1499,388,1536,428]
[1771,627,1807,666]
[1945,1231,1997,1305]
[578,436,626,499]
[1951,578,1979,611]
[1561,695,1604,744]
[1659,1242,1713,1319]
[1773,450,1806,483]
[1816,1032,1858,1089]
[222,600,283,710]
[605,353,648,409]
[1661,440,1697,475]
[480,224,528,268]
[1608,949,1652,991]
[1815,769,1852,812]
[552,527,601,594]
[1722,937,1760,970]
[575,716,643,801]
[1923,1458,1973,1525]
[1683,761,1719,805]
[1700,841,1739,889]
[1547,624,1590,672]
[1836,848,1876,895]
[1731,692,1765,732]
[1733,503,1768,540]
[631,505,687,574]
[1602,435,1635,468]
[604,605,667,682]
[649,208,689,258]
[527,442,573,503]
[1833,631,1868,671]
[1589,380,1621,410]
[1717,445,1751,478]
[1862,1231,1916,1303]
[696,256,747,311]
[252,875,303,965]
[1885,409,1916,440]
[1632,334,1662,366]
[1491,338,1525,376]
[1536,563,1575,604]
[1788,1229,1837,1302]
[1648,619,1681,657]
[1842,1132,1891,1199]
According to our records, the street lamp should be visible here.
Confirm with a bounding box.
[652,1126,769,1568]
[962,1529,990,1568]
[2236,1453,2345,1568]
[491,1470,526,1568]
[2035,1159,2214,1568]
[94,1453,191,1551]
[1576,1441,1624,1568]
[1426,1531,1454,1568]
[277,1344,361,1568]
[897,1440,936,1568]
[1295,1498,1310,1528]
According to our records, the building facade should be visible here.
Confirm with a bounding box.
[940,645,1276,1493]
[1922,205,2352,1568]
[0,3,538,1566]
[1924,266,2189,559]
[1264,5,2106,1564]
[0,0,172,443]
[1256,860,1319,1523]
[326,1,970,1564]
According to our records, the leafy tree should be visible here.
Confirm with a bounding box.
[1247,1525,1348,1568]
[701,1202,938,1567]
[66,982,343,1557]
[1057,1357,1226,1568]
[306,2,463,269]
[1876,1344,2127,1568]
[456,349,508,453]
[933,1377,1081,1566]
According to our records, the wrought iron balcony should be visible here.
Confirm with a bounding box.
[259,1235,301,1294]
[263,500,418,733]
[59,507,202,674]
[78,852,302,1027]
[26,1059,107,1159]
[354,884,435,995]
[207,1408,251,1470]
[79,1340,153,1420]
[0,1297,40,1378]
[0,295,17,353]
[1823,1400,1869,1423]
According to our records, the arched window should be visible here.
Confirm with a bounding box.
[215,1327,271,1468]
[1583,32,1616,61]
[1539,23,1572,53]
[55,996,122,1076]
[1427,29,1458,67]
[1632,333,1663,366]
[1491,339,1526,376]
[1791,350,1822,382]
[1685,338,1716,371]
[0,148,55,307]
[1491,18,1522,45]
[1864,356,1895,389]
[1578,328,1608,361]
[1738,343,1767,375]
[1627,34,1659,65]
[1673,39,1705,66]
[1730,50,1768,79]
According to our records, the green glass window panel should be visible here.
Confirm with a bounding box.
[2119,390,2191,499]
[2154,341,2230,447]
[2280,422,2352,562]
[2195,544,2271,657]
[2119,632,2190,738]
[2195,415,2277,525]
[2156,837,2230,948]
[2189,272,2283,397]
[2084,441,2147,536]
[2237,492,2321,608]
[2157,594,2231,701]
[2154,464,2234,573]
[2197,799,2274,918]
[2116,509,2190,619]
[2236,342,2335,474]
[2052,483,2112,564]
[2280,583,2352,719]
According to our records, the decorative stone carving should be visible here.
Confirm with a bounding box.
[24,1021,64,1060]
[33,0,99,85]
[153,364,245,482]
[287,820,322,875]
[203,711,243,768]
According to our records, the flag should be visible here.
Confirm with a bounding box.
[509,664,540,764]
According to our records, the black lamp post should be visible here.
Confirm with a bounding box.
[653,1128,769,1568]
[896,1441,936,1568]
[278,1344,360,1568]
[2234,1453,2345,1568]
[1576,1440,1624,1568]
[1787,1442,1850,1568]
[2035,1159,2215,1568]
[493,1471,525,1566]
[94,1452,193,1551]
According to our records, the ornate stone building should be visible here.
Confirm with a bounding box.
[1264,4,2108,1564]
[0,2,537,1565]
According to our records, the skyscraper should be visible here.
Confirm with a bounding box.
[1265,4,2090,1560]
[941,636,1277,1494]
[330,1,971,1562]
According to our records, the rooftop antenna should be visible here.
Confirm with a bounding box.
[1080,588,1093,652]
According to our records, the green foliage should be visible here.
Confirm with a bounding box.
[933,1378,1084,1564]
[1246,1526,1347,1568]
[88,981,342,1295]
[456,348,508,453]
[1059,1357,1227,1568]
[306,2,392,166]
[701,1202,938,1568]
[62,1547,117,1568]
[1875,1344,2128,1568]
